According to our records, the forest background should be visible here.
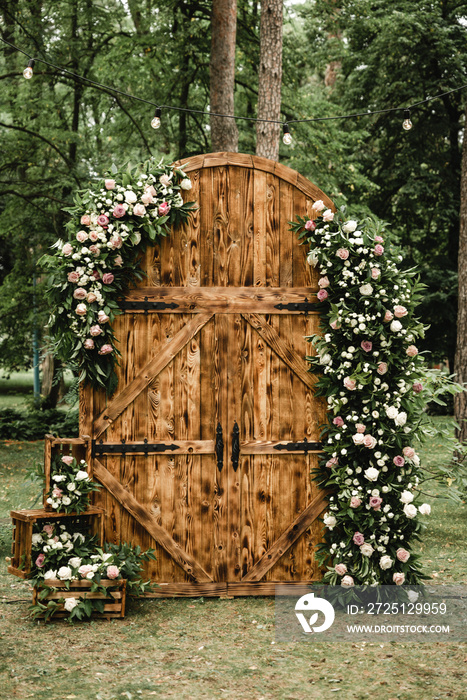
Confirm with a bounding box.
[0,0,466,416]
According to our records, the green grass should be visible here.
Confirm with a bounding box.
[0,423,465,700]
[0,369,76,411]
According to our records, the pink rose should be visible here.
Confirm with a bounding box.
[377,362,388,375]
[322,209,334,222]
[75,303,87,316]
[106,565,120,580]
[84,339,95,350]
[369,496,382,510]
[333,416,344,427]
[35,553,45,568]
[352,433,365,445]
[371,268,380,279]
[105,179,116,190]
[97,311,110,324]
[407,345,418,357]
[337,248,349,260]
[394,305,408,318]
[89,246,100,257]
[52,487,62,498]
[393,572,405,586]
[89,231,99,242]
[80,215,91,226]
[78,564,94,577]
[86,293,96,305]
[396,548,410,563]
[317,289,328,302]
[325,457,338,469]
[374,235,384,243]
[350,496,361,508]
[76,230,88,243]
[145,185,157,197]
[43,524,54,536]
[403,446,415,459]
[393,455,405,467]
[114,255,123,267]
[343,377,356,391]
[112,204,126,219]
[92,270,101,280]
[62,455,74,465]
[312,199,325,212]
[356,423,366,433]
[90,325,102,337]
[413,382,423,393]
[341,575,354,588]
[67,271,80,283]
[318,276,330,288]
[374,244,384,256]
[141,192,154,205]
[102,273,114,285]
[110,236,123,249]
[73,288,87,300]
[97,214,109,227]
[158,201,171,216]
[335,563,348,576]
[98,344,113,355]
[62,243,73,257]
[330,320,341,330]
[361,340,372,352]
[383,310,393,322]
[353,532,365,545]
[304,219,316,231]
[363,434,377,449]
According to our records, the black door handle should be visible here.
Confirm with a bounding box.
[231,421,240,472]
[215,422,224,472]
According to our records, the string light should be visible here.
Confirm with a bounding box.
[402,109,413,131]
[282,123,292,145]
[151,108,161,129]
[23,59,35,80]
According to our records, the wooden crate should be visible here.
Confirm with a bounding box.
[43,435,90,510]
[32,578,126,620]
[8,506,105,579]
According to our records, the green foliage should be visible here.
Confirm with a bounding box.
[0,407,78,440]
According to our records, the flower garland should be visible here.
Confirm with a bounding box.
[45,454,100,514]
[290,202,433,589]
[41,159,195,396]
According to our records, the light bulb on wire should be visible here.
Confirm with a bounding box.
[402,109,413,131]
[23,59,35,79]
[282,123,292,146]
[151,108,162,129]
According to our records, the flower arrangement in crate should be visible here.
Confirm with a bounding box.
[45,453,100,514]
[29,520,156,622]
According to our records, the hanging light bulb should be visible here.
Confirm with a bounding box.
[402,109,413,131]
[23,59,35,80]
[282,123,292,146]
[151,108,162,129]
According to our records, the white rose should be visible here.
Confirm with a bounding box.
[323,513,337,528]
[390,320,402,332]
[360,284,373,296]
[124,190,137,204]
[418,503,431,515]
[360,543,374,557]
[413,454,420,466]
[68,557,82,569]
[307,249,319,267]
[67,483,76,491]
[400,490,414,504]
[75,470,89,481]
[43,570,57,580]
[31,534,43,545]
[64,597,79,612]
[403,503,418,519]
[180,178,192,190]
[380,555,393,570]
[320,353,332,365]
[395,412,407,427]
[342,220,358,234]
[57,566,73,580]
[62,496,72,506]
[407,590,419,603]
[352,433,365,445]
[385,406,398,420]
[364,467,379,482]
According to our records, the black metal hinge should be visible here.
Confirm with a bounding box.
[92,439,179,456]
[274,299,320,314]
[119,297,179,314]
[274,438,322,454]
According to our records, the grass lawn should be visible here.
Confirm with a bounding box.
[0,370,75,411]
[0,421,465,700]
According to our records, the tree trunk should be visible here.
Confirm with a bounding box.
[210,0,238,152]
[454,102,467,443]
[41,354,63,408]
[256,0,283,161]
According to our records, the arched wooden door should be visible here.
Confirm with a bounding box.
[81,153,333,596]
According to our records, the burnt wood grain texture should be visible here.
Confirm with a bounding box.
[83,153,331,595]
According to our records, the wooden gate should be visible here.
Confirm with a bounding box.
[80,152,333,596]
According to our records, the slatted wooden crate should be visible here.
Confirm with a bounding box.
[8,506,105,579]
[43,435,90,510]
[32,578,126,620]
